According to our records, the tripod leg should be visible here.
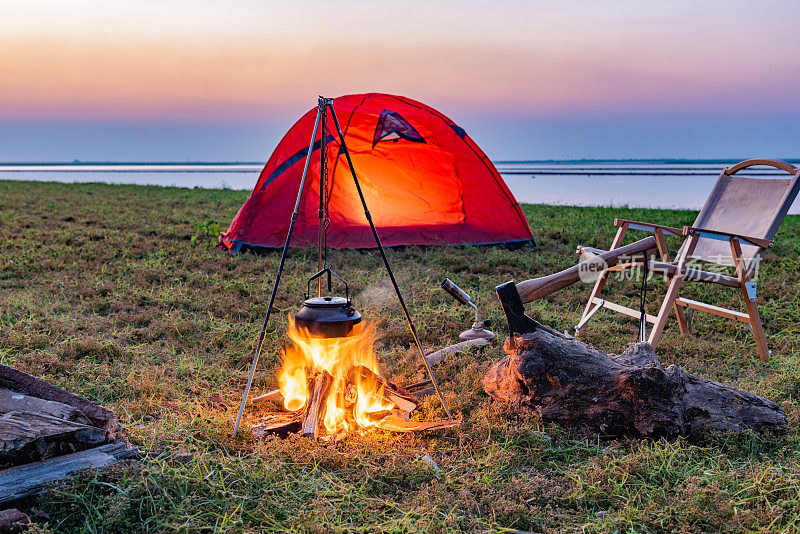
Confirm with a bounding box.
[232,104,323,437]
[326,100,452,420]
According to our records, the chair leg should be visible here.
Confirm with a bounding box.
[654,226,688,338]
[577,224,628,335]
[647,274,684,347]
[746,303,770,361]
[730,238,770,361]
[674,304,690,337]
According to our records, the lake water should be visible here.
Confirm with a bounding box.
[1,161,798,214]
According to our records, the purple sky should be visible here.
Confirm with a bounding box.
[1,1,798,161]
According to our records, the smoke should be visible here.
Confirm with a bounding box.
[357,279,395,313]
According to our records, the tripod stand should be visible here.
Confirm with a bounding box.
[233,96,452,436]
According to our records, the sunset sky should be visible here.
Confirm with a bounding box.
[1,0,799,161]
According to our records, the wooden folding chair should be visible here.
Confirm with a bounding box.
[575,158,800,361]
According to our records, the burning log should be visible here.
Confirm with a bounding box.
[483,327,787,438]
[347,366,418,414]
[245,317,459,440]
[301,371,333,440]
[251,411,303,437]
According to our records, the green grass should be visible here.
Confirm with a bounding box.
[1,179,799,533]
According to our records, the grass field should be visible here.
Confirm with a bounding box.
[1,179,800,533]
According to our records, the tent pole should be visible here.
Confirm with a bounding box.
[326,99,452,420]
[232,101,323,437]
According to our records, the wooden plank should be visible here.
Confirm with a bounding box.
[0,443,139,505]
[675,298,751,323]
[425,338,489,366]
[593,297,657,323]
[0,365,117,430]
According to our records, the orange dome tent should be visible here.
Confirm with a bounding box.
[221,93,534,251]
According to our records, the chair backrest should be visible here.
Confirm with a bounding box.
[680,159,800,268]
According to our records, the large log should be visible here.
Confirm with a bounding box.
[483,328,786,438]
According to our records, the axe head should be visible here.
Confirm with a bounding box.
[495,281,541,342]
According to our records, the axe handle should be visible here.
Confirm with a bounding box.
[516,236,657,304]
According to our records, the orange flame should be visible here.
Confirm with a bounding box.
[277,316,395,434]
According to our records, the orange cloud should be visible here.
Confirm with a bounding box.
[0,33,796,121]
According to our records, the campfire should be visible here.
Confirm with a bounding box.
[233,97,458,439]
[250,316,459,440]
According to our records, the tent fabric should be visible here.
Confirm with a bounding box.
[221,93,534,251]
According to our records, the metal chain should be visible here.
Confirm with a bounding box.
[321,104,331,271]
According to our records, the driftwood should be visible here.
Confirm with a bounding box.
[0,443,139,505]
[483,327,786,438]
[425,338,490,366]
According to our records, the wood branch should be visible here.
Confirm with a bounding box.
[0,365,118,432]
[347,366,418,413]
[0,509,29,533]
[403,379,432,392]
[425,338,489,366]
[251,411,303,437]
[301,371,332,439]
[251,389,284,406]
[374,414,461,433]
[0,443,139,505]
[1,411,107,466]
[483,329,786,438]
[515,236,657,304]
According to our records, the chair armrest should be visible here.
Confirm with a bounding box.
[613,218,685,237]
[684,226,774,249]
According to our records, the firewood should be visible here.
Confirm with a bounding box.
[251,411,303,437]
[374,414,461,433]
[1,411,107,466]
[403,379,432,392]
[251,389,284,406]
[301,371,333,439]
[424,338,489,366]
[347,366,418,413]
[483,328,787,438]
[0,443,139,505]
[0,365,118,432]
[0,389,92,426]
